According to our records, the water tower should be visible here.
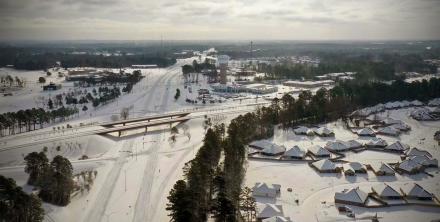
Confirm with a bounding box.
[218,55,229,84]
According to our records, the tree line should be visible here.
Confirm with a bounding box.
[0,49,176,70]
[0,106,78,136]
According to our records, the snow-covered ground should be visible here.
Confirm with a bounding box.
[245,107,440,222]
[0,57,262,222]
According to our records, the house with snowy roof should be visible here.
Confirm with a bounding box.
[344,162,367,175]
[260,144,286,156]
[401,183,433,200]
[293,126,314,136]
[366,138,388,148]
[385,141,410,153]
[249,140,275,150]
[283,146,306,159]
[311,159,341,173]
[408,155,438,167]
[262,216,293,222]
[370,162,395,176]
[410,100,424,106]
[406,148,432,158]
[257,204,284,220]
[377,126,400,136]
[344,140,363,149]
[334,187,369,206]
[371,183,402,199]
[396,159,423,174]
[325,140,350,152]
[252,182,281,198]
[357,127,375,137]
[313,127,334,137]
[307,145,331,158]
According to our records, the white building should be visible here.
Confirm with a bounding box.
[252,182,281,198]
[283,146,306,159]
[257,204,284,220]
[334,187,369,206]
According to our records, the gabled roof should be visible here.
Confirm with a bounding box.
[409,155,438,167]
[372,183,401,198]
[347,162,366,171]
[397,159,422,172]
[335,187,368,204]
[252,183,280,197]
[283,146,306,158]
[308,145,331,156]
[403,183,432,199]
[410,100,424,106]
[357,127,375,136]
[261,143,286,155]
[294,126,313,135]
[314,127,334,136]
[407,148,432,157]
[366,138,388,147]
[391,123,411,131]
[383,118,404,125]
[377,126,400,136]
[257,204,284,219]
[312,159,337,170]
[345,140,363,149]
[386,141,410,152]
[249,140,275,150]
[325,140,349,151]
[262,216,292,222]
[373,162,395,174]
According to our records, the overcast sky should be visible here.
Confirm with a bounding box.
[0,0,439,41]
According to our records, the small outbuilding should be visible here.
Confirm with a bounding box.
[334,187,369,206]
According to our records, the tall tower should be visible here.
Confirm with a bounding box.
[218,55,229,84]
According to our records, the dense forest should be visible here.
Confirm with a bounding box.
[0,47,176,70]
[167,77,440,222]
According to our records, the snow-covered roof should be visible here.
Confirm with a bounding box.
[372,183,401,198]
[391,123,411,131]
[252,182,281,198]
[314,127,334,136]
[262,143,286,155]
[408,155,438,167]
[257,204,284,219]
[312,159,337,170]
[386,141,410,152]
[397,159,422,172]
[262,216,292,222]
[335,187,368,204]
[325,140,350,151]
[283,146,306,158]
[347,162,366,171]
[410,100,424,106]
[410,108,436,120]
[249,140,275,150]
[294,126,313,135]
[406,148,432,157]
[372,162,395,175]
[402,183,432,199]
[383,118,404,125]
[377,126,400,136]
[344,140,363,149]
[366,138,388,147]
[428,98,440,106]
[308,145,331,156]
[357,127,375,136]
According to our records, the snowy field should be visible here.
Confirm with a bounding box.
[245,107,440,222]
